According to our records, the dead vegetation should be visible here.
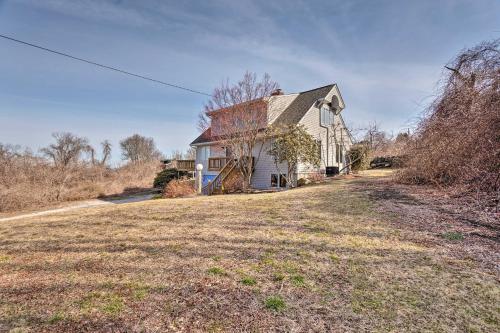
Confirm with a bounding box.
[162,179,195,198]
[0,134,162,213]
[0,170,497,332]
[356,170,499,273]
[399,39,500,209]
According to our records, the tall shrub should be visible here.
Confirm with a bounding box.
[399,39,499,204]
[153,168,189,188]
[348,143,370,171]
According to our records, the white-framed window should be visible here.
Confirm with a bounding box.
[199,146,210,161]
[320,105,334,127]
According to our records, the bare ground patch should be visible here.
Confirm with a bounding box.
[352,172,499,275]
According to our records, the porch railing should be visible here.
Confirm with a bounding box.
[202,159,237,195]
[208,157,231,171]
[175,160,195,171]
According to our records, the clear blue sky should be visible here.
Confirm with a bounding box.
[0,0,498,162]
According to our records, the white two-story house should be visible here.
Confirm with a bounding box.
[190,84,353,191]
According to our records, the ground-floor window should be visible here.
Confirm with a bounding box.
[271,173,287,188]
[336,143,344,164]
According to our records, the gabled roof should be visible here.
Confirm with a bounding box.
[191,127,222,145]
[191,127,210,145]
[271,84,335,126]
[190,84,341,145]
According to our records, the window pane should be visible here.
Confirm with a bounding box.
[271,174,278,187]
[321,106,330,126]
[280,174,287,188]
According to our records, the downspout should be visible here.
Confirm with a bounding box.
[319,107,329,167]
[326,126,329,167]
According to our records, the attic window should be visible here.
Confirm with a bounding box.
[320,105,334,127]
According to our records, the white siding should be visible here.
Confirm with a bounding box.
[297,104,329,175]
[250,140,288,189]
[267,94,298,124]
[195,141,287,189]
[297,94,351,178]
[194,144,219,177]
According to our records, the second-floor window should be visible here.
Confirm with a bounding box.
[320,105,334,127]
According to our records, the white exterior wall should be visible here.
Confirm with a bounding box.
[194,140,288,189]
[194,144,219,176]
[298,104,329,175]
[297,107,351,178]
[266,94,298,123]
[250,140,288,189]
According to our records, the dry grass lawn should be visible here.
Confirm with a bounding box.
[0,171,498,332]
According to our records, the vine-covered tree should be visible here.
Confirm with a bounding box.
[400,38,499,200]
[268,124,320,187]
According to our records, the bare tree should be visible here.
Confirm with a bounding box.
[39,132,91,200]
[363,122,389,151]
[1,139,161,212]
[169,149,184,160]
[87,140,111,166]
[200,72,279,190]
[40,132,89,168]
[120,134,161,163]
[100,140,112,165]
[184,147,196,160]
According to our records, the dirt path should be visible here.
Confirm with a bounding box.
[0,193,155,222]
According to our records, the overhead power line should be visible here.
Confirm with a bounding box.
[0,33,212,97]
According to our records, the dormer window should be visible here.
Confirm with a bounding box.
[320,105,334,127]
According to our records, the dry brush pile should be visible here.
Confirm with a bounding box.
[399,39,500,208]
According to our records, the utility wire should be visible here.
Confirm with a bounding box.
[0,33,212,97]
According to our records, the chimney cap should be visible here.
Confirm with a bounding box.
[271,88,284,96]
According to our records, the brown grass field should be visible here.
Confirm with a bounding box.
[0,170,498,332]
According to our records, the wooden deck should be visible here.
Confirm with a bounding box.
[162,159,195,171]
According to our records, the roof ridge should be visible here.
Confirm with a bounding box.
[271,84,335,97]
[297,84,335,95]
[272,92,299,97]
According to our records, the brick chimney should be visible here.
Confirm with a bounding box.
[271,88,284,96]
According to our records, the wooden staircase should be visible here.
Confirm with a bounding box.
[202,159,237,195]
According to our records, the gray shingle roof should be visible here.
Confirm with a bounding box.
[272,84,334,126]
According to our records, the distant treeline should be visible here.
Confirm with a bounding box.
[0,133,164,212]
